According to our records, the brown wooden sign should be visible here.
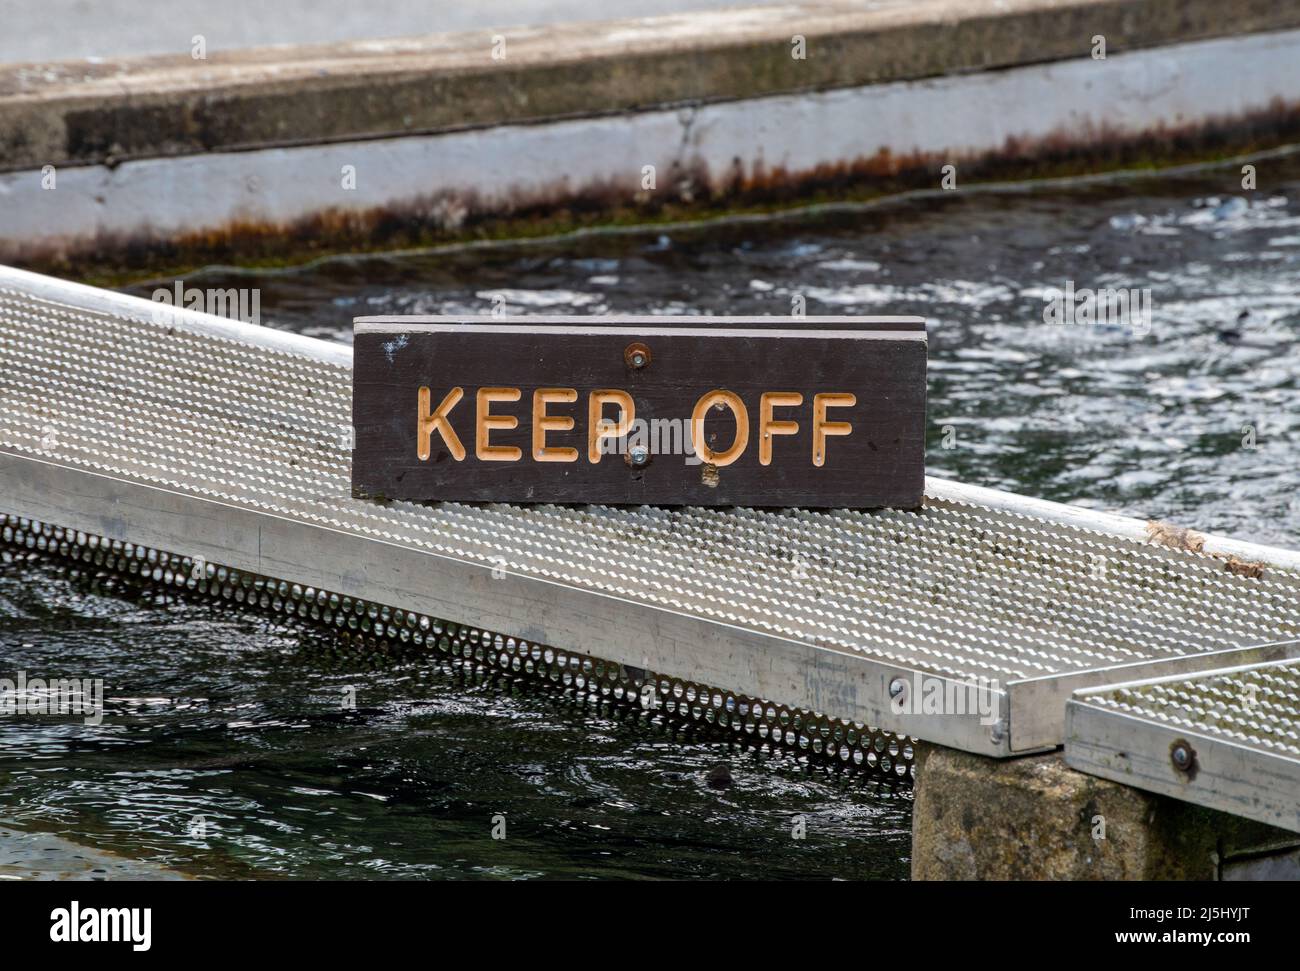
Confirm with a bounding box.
[351,316,926,509]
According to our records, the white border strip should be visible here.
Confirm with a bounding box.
[354,321,923,339]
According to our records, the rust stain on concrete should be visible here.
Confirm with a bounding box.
[13,97,1300,285]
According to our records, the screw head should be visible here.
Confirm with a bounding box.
[624,342,651,369]
[629,445,650,467]
[888,677,907,700]
[1170,739,1196,774]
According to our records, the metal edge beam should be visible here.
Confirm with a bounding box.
[927,477,1300,574]
[1007,639,1300,753]
[0,447,1011,756]
[1064,702,1300,834]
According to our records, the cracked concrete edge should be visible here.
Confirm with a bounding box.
[4,0,1300,172]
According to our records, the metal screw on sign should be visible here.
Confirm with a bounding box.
[624,342,651,369]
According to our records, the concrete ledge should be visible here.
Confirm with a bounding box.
[5,0,1300,279]
[7,26,1300,280]
[4,0,1300,172]
[912,746,1300,880]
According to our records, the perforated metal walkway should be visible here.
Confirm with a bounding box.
[1067,660,1300,832]
[1,265,1298,770]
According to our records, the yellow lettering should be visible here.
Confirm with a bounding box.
[812,393,855,467]
[587,390,636,463]
[692,390,749,467]
[759,392,802,466]
[417,386,465,461]
[532,388,578,462]
[477,387,522,461]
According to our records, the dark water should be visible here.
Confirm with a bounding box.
[0,556,911,880]
[5,153,1300,880]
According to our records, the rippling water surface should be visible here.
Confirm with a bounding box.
[4,154,1300,879]
[0,558,910,879]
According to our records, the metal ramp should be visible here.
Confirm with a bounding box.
[2,264,1299,767]
[1067,660,1300,833]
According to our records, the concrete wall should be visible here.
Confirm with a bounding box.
[2,0,1299,276]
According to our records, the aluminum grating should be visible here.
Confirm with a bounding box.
[1,266,1299,756]
[1076,662,1300,760]
[1066,660,1300,832]
[0,513,916,779]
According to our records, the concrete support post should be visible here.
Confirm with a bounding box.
[911,744,1299,880]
